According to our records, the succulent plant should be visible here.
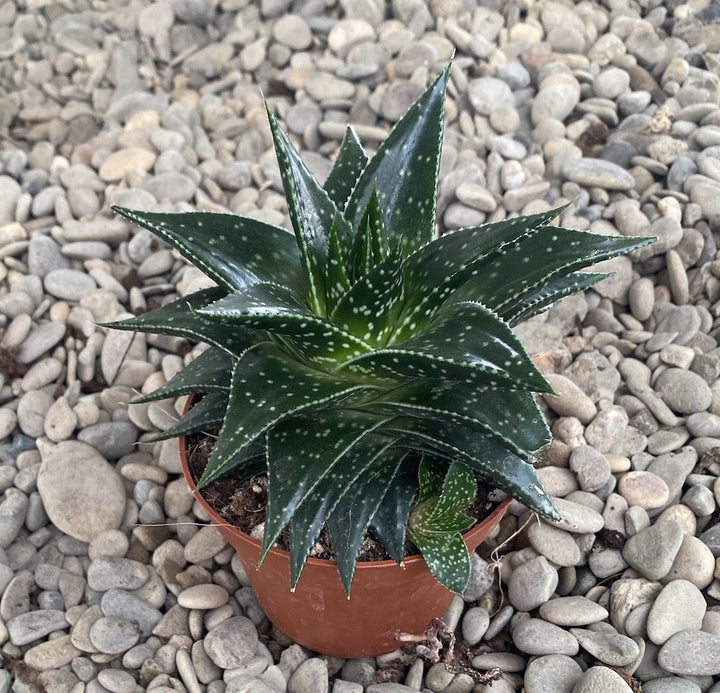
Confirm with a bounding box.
[107,67,651,594]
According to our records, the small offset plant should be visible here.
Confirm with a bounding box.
[107,67,651,594]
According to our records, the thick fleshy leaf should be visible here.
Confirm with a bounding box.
[407,529,469,593]
[385,417,558,520]
[429,461,476,522]
[288,434,395,587]
[197,282,371,364]
[416,456,445,504]
[330,253,405,349]
[449,227,655,314]
[390,207,564,344]
[266,105,352,316]
[325,217,351,314]
[369,379,550,459]
[112,207,305,296]
[131,347,233,404]
[348,188,389,282]
[503,271,610,326]
[148,392,227,442]
[100,288,258,357]
[325,448,406,594]
[368,456,417,562]
[344,67,450,257]
[198,344,376,487]
[340,301,550,392]
[262,410,388,563]
[323,126,368,214]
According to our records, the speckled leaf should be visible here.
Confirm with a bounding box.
[450,227,655,314]
[288,433,393,588]
[344,67,450,257]
[417,456,444,504]
[131,347,233,404]
[390,207,563,344]
[196,282,371,365]
[112,207,305,296]
[266,105,352,316]
[330,253,405,349]
[325,217,351,314]
[407,529,470,593]
[323,126,368,214]
[368,457,417,562]
[262,410,387,564]
[370,380,550,459]
[429,461,476,522]
[386,418,558,520]
[340,301,550,391]
[100,287,258,357]
[348,188,389,282]
[147,392,226,442]
[503,271,610,326]
[197,344,376,487]
[325,448,406,594]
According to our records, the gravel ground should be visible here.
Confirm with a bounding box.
[1,0,720,691]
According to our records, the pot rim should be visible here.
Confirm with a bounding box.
[178,395,512,572]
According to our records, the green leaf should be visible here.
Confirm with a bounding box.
[340,301,550,392]
[503,271,611,326]
[348,188,389,282]
[385,417,558,520]
[368,456,417,562]
[101,287,258,357]
[131,347,234,404]
[407,529,470,593]
[344,67,450,257]
[325,448,406,594]
[390,207,564,343]
[266,105,352,316]
[288,434,395,588]
[197,282,372,365]
[450,227,655,314]
[330,253,405,350]
[262,410,388,563]
[369,379,550,460]
[416,456,445,504]
[323,126,368,214]
[325,217,351,315]
[198,343,376,487]
[147,392,227,442]
[112,207,305,296]
[430,461,477,522]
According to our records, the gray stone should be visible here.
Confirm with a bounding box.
[508,556,558,611]
[512,618,579,656]
[288,657,329,693]
[524,654,583,693]
[656,368,712,414]
[101,589,162,638]
[37,440,126,542]
[563,158,635,190]
[570,628,640,666]
[88,616,140,655]
[87,556,149,592]
[572,666,634,692]
[539,596,609,627]
[204,617,258,669]
[8,609,69,646]
[646,580,707,645]
[622,521,684,580]
[657,630,720,675]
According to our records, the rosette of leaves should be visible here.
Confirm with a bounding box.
[107,66,652,594]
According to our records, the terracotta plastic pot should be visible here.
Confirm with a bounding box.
[179,424,510,658]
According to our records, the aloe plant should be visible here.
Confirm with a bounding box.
[107,66,652,594]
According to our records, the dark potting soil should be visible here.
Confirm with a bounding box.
[185,430,501,562]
